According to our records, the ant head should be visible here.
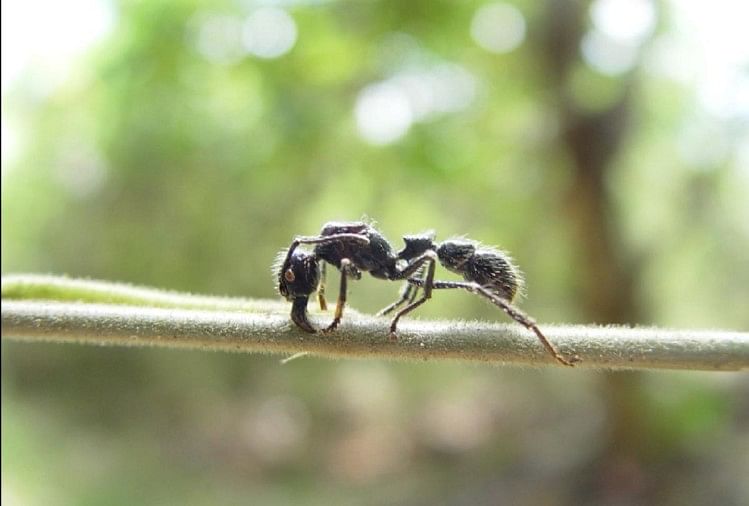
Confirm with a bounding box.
[398,231,436,261]
[436,239,476,271]
[275,249,320,333]
[276,249,320,301]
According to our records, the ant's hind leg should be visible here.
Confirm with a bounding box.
[323,259,353,333]
[388,252,437,339]
[317,262,328,311]
[409,279,578,366]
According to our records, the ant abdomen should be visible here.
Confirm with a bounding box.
[436,240,475,270]
[464,250,523,302]
[436,239,523,302]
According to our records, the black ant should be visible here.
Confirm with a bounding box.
[274,221,577,366]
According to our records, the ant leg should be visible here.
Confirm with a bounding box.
[408,279,578,367]
[317,262,328,311]
[296,233,370,247]
[388,252,438,339]
[407,264,425,303]
[280,233,370,278]
[377,263,425,316]
[377,282,416,316]
[323,258,353,332]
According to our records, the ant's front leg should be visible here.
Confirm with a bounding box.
[323,259,359,333]
[290,233,367,314]
[388,251,438,340]
[281,233,369,274]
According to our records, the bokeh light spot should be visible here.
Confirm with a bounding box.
[355,63,477,145]
[582,0,656,76]
[581,30,639,76]
[470,3,526,54]
[242,7,298,59]
[193,14,245,65]
[590,0,656,44]
[355,82,414,146]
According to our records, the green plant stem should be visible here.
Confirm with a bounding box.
[2,274,748,370]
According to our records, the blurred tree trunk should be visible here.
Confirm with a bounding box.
[542,0,640,324]
[537,0,653,503]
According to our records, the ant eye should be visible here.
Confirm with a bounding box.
[284,269,295,282]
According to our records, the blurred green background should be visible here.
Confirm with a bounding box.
[2,0,748,504]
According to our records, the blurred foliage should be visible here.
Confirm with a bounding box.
[2,0,748,504]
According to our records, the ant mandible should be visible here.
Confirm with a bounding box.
[274,221,578,366]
